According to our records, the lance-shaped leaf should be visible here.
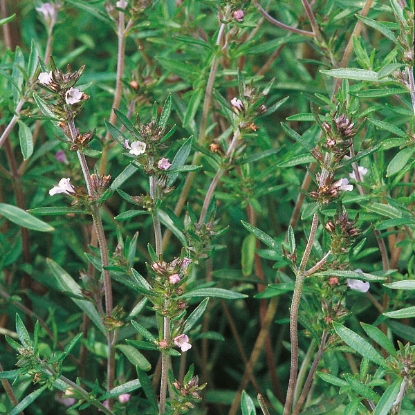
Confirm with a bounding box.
[356,15,398,43]
[0,203,54,232]
[321,68,379,81]
[166,136,193,187]
[181,288,247,300]
[333,322,388,369]
[9,385,48,415]
[47,258,106,334]
[384,307,415,319]
[183,297,209,333]
[373,378,402,415]
[117,344,151,371]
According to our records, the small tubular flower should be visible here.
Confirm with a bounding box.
[36,3,57,24]
[125,140,146,156]
[334,178,353,192]
[233,10,244,22]
[65,88,83,105]
[118,393,130,403]
[173,334,192,352]
[169,274,181,284]
[231,97,244,113]
[349,166,368,181]
[49,178,75,196]
[157,157,171,170]
[38,71,53,85]
[347,278,370,293]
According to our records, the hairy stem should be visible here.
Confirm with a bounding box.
[284,213,319,415]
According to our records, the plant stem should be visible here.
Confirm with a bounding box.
[0,362,21,412]
[198,129,240,226]
[162,12,228,250]
[283,213,319,415]
[292,331,328,415]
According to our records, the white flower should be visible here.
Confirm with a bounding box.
[65,88,83,105]
[36,3,57,23]
[126,140,146,156]
[231,97,244,113]
[347,278,370,293]
[349,166,368,181]
[49,178,75,196]
[118,393,130,403]
[334,178,353,192]
[116,0,127,8]
[157,157,171,170]
[38,71,53,85]
[173,334,192,352]
[169,274,181,284]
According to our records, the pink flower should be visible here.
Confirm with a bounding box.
[65,88,83,105]
[333,178,353,192]
[231,97,244,113]
[118,393,130,403]
[347,279,370,292]
[125,140,146,156]
[169,274,181,284]
[173,334,192,352]
[36,3,58,25]
[55,150,68,164]
[49,178,75,196]
[158,157,171,170]
[349,166,368,181]
[116,0,128,8]
[181,257,191,270]
[233,10,244,22]
[38,71,53,85]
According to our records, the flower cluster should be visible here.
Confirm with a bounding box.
[310,174,353,204]
[170,373,206,414]
[148,256,192,319]
[324,208,360,255]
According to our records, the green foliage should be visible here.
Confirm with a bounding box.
[1,0,415,414]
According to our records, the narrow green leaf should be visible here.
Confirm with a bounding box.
[376,217,415,230]
[115,210,148,221]
[318,372,348,387]
[361,323,396,357]
[15,313,32,348]
[343,398,362,415]
[33,93,60,120]
[0,203,54,232]
[159,94,172,129]
[352,87,407,98]
[166,136,193,187]
[9,385,47,415]
[378,63,405,79]
[131,268,153,291]
[181,288,247,299]
[368,118,408,138]
[387,147,415,177]
[356,15,398,43]
[236,148,281,165]
[277,153,315,168]
[241,220,281,252]
[137,368,158,411]
[117,344,151,371]
[316,270,386,282]
[333,322,388,369]
[66,0,112,23]
[384,306,415,319]
[241,390,256,415]
[110,163,138,190]
[63,333,83,358]
[28,39,39,79]
[287,225,295,254]
[0,14,16,26]
[28,206,90,216]
[131,320,157,342]
[320,68,379,81]
[158,209,187,247]
[12,46,24,104]
[281,122,314,151]
[102,379,141,400]
[183,88,203,128]
[384,280,415,290]
[344,373,380,402]
[373,379,402,415]
[47,258,106,334]
[0,368,23,379]
[183,297,209,333]
[241,234,256,277]
[174,35,213,51]
[364,202,402,219]
[104,120,129,146]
